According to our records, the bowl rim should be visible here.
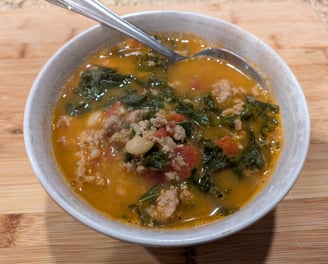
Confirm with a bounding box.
[24,10,310,247]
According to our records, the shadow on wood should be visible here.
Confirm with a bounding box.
[45,197,274,264]
[147,210,275,264]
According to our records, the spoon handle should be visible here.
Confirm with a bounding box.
[46,0,182,61]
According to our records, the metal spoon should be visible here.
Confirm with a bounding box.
[47,0,266,88]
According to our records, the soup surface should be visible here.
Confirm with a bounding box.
[52,34,283,228]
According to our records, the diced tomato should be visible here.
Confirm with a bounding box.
[174,145,201,179]
[188,78,201,90]
[158,122,176,138]
[216,136,240,157]
[166,113,186,123]
[154,127,169,138]
[105,101,121,116]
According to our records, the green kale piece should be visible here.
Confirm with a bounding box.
[261,116,280,140]
[120,90,164,111]
[218,97,280,138]
[124,152,134,163]
[146,74,176,102]
[176,101,211,126]
[178,121,192,138]
[133,206,153,226]
[136,53,169,72]
[141,109,157,121]
[190,141,231,199]
[202,140,232,173]
[119,91,148,107]
[66,66,134,116]
[129,185,160,226]
[66,101,90,116]
[146,73,168,88]
[241,96,279,121]
[219,115,237,129]
[153,35,178,50]
[75,66,133,101]
[203,95,221,114]
[240,97,280,138]
[236,129,266,175]
[138,185,160,204]
[191,170,224,199]
[217,206,239,216]
[119,75,176,111]
[142,148,168,170]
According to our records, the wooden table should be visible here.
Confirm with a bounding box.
[1,1,328,263]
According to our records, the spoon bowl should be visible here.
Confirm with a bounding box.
[47,0,266,88]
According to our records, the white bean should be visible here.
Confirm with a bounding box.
[125,135,154,156]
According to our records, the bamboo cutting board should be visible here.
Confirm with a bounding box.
[1,1,328,263]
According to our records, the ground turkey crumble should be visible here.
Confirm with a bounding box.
[146,187,179,224]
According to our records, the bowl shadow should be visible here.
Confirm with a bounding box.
[46,198,275,264]
[148,210,275,263]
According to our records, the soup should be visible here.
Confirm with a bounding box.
[52,33,283,228]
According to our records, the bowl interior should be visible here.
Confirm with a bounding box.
[24,11,310,247]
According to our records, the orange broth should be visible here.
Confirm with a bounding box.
[52,33,283,228]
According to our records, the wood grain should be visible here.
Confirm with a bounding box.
[1,1,328,263]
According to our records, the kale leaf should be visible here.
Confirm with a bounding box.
[236,129,266,175]
[191,170,224,199]
[203,95,222,115]
[66,66,134,116]
[75,66,133,101]
[119,90,163,111]
[119,75,176,111]
[241,96,280,138]
[261,117,280,139]
[138,185,160,204]
[178,121,193,138]
[119,90,149,108]
[217,206,239,216]
[142,147,168,170]
[146,74,176,102]
[129,185,160,226]
[241,96,279,121]
[136,53,169,72]
[190,140,231,199]
[66,101,90,116]
[202,140,232,173]
[176,101,211,126]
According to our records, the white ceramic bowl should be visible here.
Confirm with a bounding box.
[24,11,310,247]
